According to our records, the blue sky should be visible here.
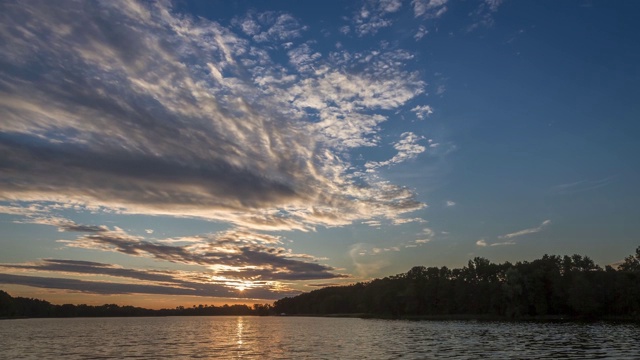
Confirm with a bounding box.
[1,0,639,307]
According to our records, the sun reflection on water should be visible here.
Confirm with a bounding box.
[236,316,243,346]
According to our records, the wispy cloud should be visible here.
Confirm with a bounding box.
[412,0,449,18]
[0,272,290,300]
[499,220,551,239]
[476,219,549,247]
[345,0,403,36]
[0,258,303,299]
[476,238,515,247]
[0,0,427,232]
[485,0,505,12]
[553,176,617,195]
[392,217,427,225]
[365,132,427,170]
[414,227,435,244]
[467,0,506,31]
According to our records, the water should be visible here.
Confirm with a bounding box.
[1,316,639,359]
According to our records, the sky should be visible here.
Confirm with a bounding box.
[1,0,639,308]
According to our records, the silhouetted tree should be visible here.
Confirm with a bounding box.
[619,246,640,272]
[273,247,640,320]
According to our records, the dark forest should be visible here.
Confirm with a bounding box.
[274,247,640,319]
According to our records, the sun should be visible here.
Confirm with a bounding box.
[236,285,246,292]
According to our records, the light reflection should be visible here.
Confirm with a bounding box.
[236,316,243,346]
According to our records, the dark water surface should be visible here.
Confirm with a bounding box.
[1,316,639,359]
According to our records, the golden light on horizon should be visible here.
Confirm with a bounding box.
[210,275,258,293]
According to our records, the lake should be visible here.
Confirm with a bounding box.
[1,316,639,359]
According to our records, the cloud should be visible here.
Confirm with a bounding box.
[363,220,382,228]
[411,105,434,120]
[414,227,435,244]
[477,219,549,247]
[0,259,186,284]
[414,25,428,41]
[0,258,301,299]
[346,0,404,37]
[499,220,551,239]
[0,203,49,216]
[491,240,515,246]
[412,0,448,18]
[467,0,506,31]
[19,216,109,232]
[234,12,307,43]
[476,238,515,247]
[54,224,346,281]
[553,176,616,195]
[380,0,403,13]
[446,200,456,207]
[288,42,322,73]
[0,272,290,300]
[365,132,427,170]
[16,217,347,284]
[392,217,427,225]
[484,0,504,12]
[0,1,426,232]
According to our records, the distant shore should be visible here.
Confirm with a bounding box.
[3,313,639,323]
[279,313,640,322]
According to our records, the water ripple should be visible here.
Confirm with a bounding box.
[1,317,639,359]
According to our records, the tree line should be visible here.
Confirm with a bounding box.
[2,247,639,320]
[0,291,271,318]
[273,247,640,319]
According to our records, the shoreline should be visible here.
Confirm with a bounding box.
[2,313,639,322]
[280,313,640,323]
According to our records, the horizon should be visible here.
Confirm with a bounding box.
[2,245,636,310]
[1,0,639,309]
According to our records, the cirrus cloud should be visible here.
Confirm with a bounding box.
[499,220,551,239]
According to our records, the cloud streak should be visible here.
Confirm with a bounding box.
[0,258,298,299]
[0,272,290,300]
[499,220,551,239]
[476,239,515,247]
[43,219,347,282]
[553,176,617,195]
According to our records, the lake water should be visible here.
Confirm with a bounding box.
[1,316,639,359]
